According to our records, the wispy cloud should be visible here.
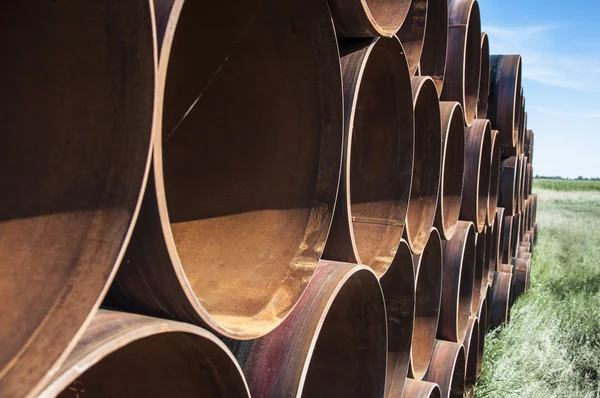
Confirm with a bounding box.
[484,24,600,92]
[535,106,600,119]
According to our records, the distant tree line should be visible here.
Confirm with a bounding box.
[535,175,600,181]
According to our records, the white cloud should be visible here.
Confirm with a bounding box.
[484,24,600,92]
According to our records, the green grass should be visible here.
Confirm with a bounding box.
[475,189,600,397]
[534,178,600,192]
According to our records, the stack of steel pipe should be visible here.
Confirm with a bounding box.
[0,0,539,397]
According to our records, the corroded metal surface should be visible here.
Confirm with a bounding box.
[425,340,466,398]
[404,379,442,398]
[328,0,412,37]
[397,0,428,75]
[489,271,512,328]
[464,317,479,393]
[477,32,490,118]
[420,0,449,95]
[474,226,487,311]
[488,130,501,226]
[488,55,522,151]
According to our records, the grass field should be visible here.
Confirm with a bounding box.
[476,179,600,397]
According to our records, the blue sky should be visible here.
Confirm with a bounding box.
[479,0,600,178]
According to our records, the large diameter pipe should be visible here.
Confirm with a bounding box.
[381,240,415,396]
[459,119,492,233]
[39,310,250,398]
[463,317,479,393]
[489,271,512,328]
[511,213,521,258]
[498,156,518,215]
[324,37,413,273]
[396,0,427,76]
[404,379,442,398]
[441,0,482,126]
[435,102,466,240]
[404,77,442,254]
[0,3,156,397]
[492,207,505,271]
[419,0,449,95]
[439,221,476,342]
[474,226,487,311]
[477,33,490,119]
[240,261,387,397]
[484,216,495,287]
[512,257,530,302]
[526,130,535,164]
[409,229,443,380]
[488,130,501,226]
[500,215,513,265]
[108,0,344,339]
[425,341,466,398]
[328,0,411,37]
[488,55,522,151]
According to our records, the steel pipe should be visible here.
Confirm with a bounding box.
[325,37,413,274]
[397,0,428,75]
[381,240,416,396]
[108,0,344,339]
[39,310,250,398]
[475,296,488,377]
[0,3,156,396]
[477,33,490,119]
[484,222,494,287]
[464,317,479,393]
[492,208,505,271]
[240,261,387,397]
[328,0,412,37]
[404,77,442,254]
[404,379,442,398]
[526,130,535,164]
[409,229,443,380]
[473,226,487,314]
[501,215,513,265]
[499,156,518,215]
[442,0,482,125]
[439,221,476,342]
[489,271,512,328]
[435,102,466,240]
[518,155,527,212]
[512,257,530,302]
[488,130,501,226]
[419,0,449,95]
[488,55,522,151]
[460,119,492,233]
[425,341,466,398]
[511,213,521,258]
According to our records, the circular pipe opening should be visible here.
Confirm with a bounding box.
[440,221,476,343]
[41,311,250,398]
[493,208,505,270]
[511,213,521,258]
[488,130,501,226]
[426,341,466,398]
[473,226,487,313]
[420,0,449,95]
[443,0,482,125]
[117,0,344,339]
[325,37,414,274]
[484,221,494,287]
[477,33,490,118]
[436,102,466,241]
[0,3,156,395]
[404,379,442,398]
[499,156,518,215]
[489,55,522,149]
[406,77,442,254]
[460,120,492,233]
[328,0,413,37]
[410,229,443,379]
[397,0,428,75]
[490,271,512,328]
[243,262,387,397]
[381,240,415,396]
[464,318,479,389]
[501,215,513,265]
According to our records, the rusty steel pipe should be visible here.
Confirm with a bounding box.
[492,208,505,272]
[500,215,513,265]
[404,379,442,398]
[108,0,344,339]
[324,37,413,275]
[464,317,479,393]
[441,0,482,126]
[404,77,442,254]
[239,261,387,397]
[460,119,492,233]
[409,229,443,380]
[484,222,494,287]
[488,55,522,151]
[475,296,487,377]
[526,130,535,164]
[0,3,157,397]
[439,221,476,342]
[518,155,527,212]
[477,33,490,119]
[473,226,486,314]
[419,0,449,95]
[512,258,530,302]
[381,240,415,396]
[518,251,532,261]
[526,164,533,198]
[425,341,466,398]
[488,129,501,226]
[328,0,411,37]
[39,310,250,398]
[435,102,466,240]
[397,0,427,76]
[499,156,518,215]
[489,271,512,328]
[513,156,524,214]
[511,213,521,258]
